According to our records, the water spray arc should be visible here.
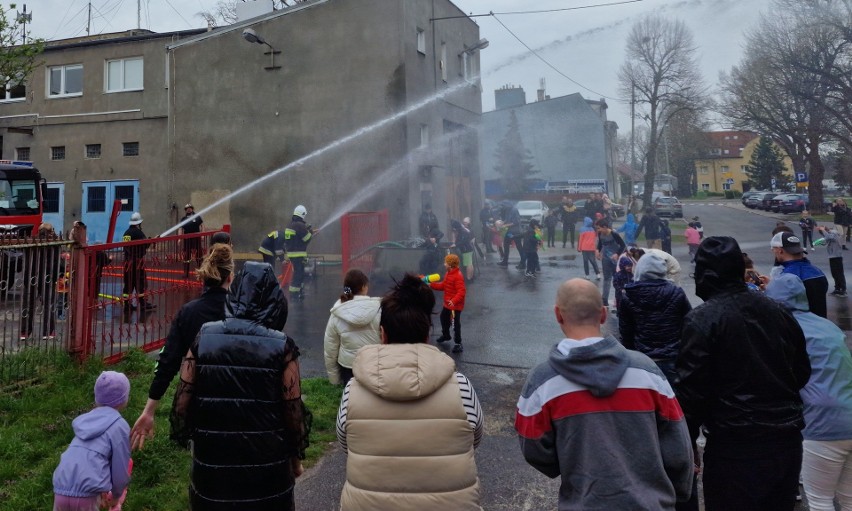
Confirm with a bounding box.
[317,130,459,232]
[159,78,479,238]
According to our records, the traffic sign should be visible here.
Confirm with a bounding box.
[726,178,734,185]
[796,172,808,183]
[771,178,777,187]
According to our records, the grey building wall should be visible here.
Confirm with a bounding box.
[0,31,202,234]
[495,86,526,110]
[479,92,612,193]
[0,0,483,252]
[167,0,482,251]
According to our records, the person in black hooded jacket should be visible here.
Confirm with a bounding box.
[675,236,811,511]
[618,251,691,382]
[178,261,311,511]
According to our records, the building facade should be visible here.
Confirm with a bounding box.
[0,0,483,251]
[694,130,792,193]
[479,87,618,199]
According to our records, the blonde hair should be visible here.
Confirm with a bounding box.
[38,222,55,237]
[445,253,460,268]
[197,243,234,286]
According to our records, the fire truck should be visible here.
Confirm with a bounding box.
[0,160,46,237]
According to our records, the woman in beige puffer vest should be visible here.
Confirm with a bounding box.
[336,274,483,511]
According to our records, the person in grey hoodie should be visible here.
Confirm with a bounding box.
[515,278,693,510]
[53,371,132,511]
[766,274,852,511]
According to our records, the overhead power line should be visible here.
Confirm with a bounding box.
[431,0,644,21]
[491,14,619,101]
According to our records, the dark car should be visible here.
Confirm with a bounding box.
[760,193,779,210]
[768,193,796,213]
[653,196,683,218]
[778,193,809,214]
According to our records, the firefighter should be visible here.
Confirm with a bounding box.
[284,205,318,300]
[257,229,287,272]
[122,212,154,317]
[179,203,204,279]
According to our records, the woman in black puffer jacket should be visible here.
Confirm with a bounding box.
[178,261,311,511]
[619,251,692,382]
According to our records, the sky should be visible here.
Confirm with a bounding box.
[26,0,774,129]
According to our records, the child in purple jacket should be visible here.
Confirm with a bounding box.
[53,371,132,511]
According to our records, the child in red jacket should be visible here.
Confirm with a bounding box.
[430,253,467,353]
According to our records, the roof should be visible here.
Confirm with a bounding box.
[46,29,208,51]
[702,130,759,159]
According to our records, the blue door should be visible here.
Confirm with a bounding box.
[42,182,65,234]
[81,180,139,243]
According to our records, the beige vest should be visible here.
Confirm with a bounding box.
[340,344,480,510]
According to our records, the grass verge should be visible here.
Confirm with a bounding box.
[0,350,341,511]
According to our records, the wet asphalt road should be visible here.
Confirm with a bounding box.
[288,200,848,510]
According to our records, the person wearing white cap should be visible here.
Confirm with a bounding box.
[178,203,204,279]
[122,212,155,317]
[284,205,318,300]
[770,230,829,318]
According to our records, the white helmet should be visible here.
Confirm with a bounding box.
[129,212,143,225]
[294,205,307,218]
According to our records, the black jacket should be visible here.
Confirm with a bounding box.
[676,240,810,447]
[635,213,662,240]
[151,287,228,401]
[619,280,692,360]
[831,203,850,226]
[189,262,308,510]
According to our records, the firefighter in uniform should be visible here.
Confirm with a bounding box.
[284,205,317,300]
[122,212,154,317]
[179,203,204,278]
[257,229,287,271]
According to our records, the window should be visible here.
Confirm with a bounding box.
[15,147,29,160]
[700,166,709,175]
[733,135,739,140]
[106,57,143,92]
[85,144,101,159]
[741,165,747,173]
[440,43,447,82]
[723,149,730,155]
[710,148,721,155]
[47,64,83,97]
[721,165,730,173]
[724,135,730,140]
[722,182,732,191]
[115,185,135,211]
[122,142,139,157]
[417,28,426,54]
[43,187,60,214]
[0,80,25,102]
[701,183,710,191]
[420,124,429,147]
[87,186,106,212]
[51,146,65,161]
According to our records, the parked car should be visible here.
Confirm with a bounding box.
[768,193,797,213]
[778,193,809,214]
[741,191,763,206]
[516,200,549,227]
[760,193,780,210]
[610,203,625,218]
[653,196,683,218]
[745,192,769,209]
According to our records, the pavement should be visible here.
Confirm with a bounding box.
[286,199,846,510]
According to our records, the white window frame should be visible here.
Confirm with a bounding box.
[416,28,426,55]
[16,147,30,160]
[701,183,710,191]
[420,125,429,147]
[51,146,65,161]
[440,43,447,82]
[700,166,709,175]
[47,64,83,98]
[0,77,26,103]
[105,57,143,93]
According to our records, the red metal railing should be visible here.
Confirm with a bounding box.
[69,228,227,363]
[341,210,389,274]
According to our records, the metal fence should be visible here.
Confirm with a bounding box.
[0,236,73,384]
[0,230,221,385]
[341,210,389,274]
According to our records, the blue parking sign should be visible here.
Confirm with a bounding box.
[796,172,808,183]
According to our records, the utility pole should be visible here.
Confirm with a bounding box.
[137,0,141,29]
[16,4,31,44]
[87,2,91,36]
[630,81,636,195]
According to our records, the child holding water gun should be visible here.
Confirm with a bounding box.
[430,254,466,353]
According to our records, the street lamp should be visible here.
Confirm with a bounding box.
[242,28,281,70]
[460,38,488,83]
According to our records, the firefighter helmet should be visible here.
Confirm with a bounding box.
[294,205,307,219]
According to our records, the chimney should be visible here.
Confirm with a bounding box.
[537,77,546,102]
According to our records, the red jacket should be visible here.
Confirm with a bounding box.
[430,267,466,311]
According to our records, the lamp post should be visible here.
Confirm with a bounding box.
[242,28,281,70]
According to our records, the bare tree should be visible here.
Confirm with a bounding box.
[718,10,833,212]
[0,6,44,94]
[618,16,707,207]
[198,0,302,27]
